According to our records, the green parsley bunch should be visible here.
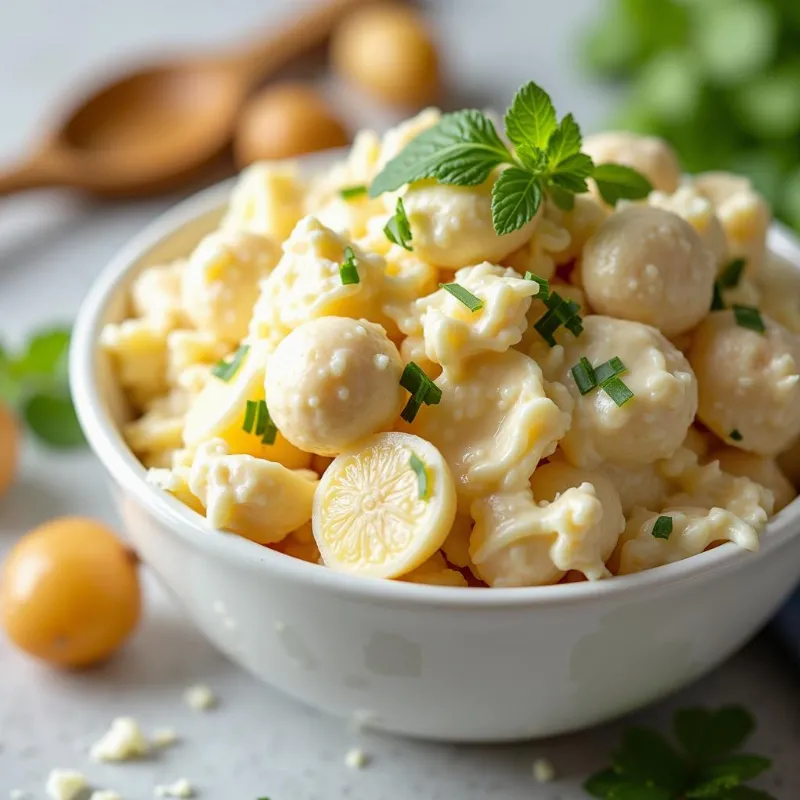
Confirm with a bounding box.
[0,327,84,448]
[369,81,653,235]
[585,705,776,799]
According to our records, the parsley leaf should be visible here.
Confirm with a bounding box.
[491,168,543,235]
[369,110,513,196]
[504,82,558,151]
[592,162,654,205]
[612,727,689,793]
[674,706,755,763]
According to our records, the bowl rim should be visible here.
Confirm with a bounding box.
[70,154,800,610]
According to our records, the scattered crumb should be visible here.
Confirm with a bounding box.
[90,717,149,762]
[154,778,195,798]
[151,728,179,748]
[90,792,123,800]
[344,747,369,770]
[45,769,88,800]
[533,757,556,783]
[183,684,216,711]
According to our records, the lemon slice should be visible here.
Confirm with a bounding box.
[312,432,456,578]
[182,342,311,470]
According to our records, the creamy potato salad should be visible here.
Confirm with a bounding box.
[103,82,800,588]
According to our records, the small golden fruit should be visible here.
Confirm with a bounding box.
[1,517,141,668]
[234,83,349,167]
[0,402,19,498]
[331,3,441,107]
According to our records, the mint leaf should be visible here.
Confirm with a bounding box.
[505,82,558,151]
[584,769,625,798]
[369,110,512,196]
[719,788,777,800]
[551,152,595,193]
[548,184,576,210]
[491,168,543,235]
[687,775,741,798]
[592,163,654,205]
[675,707,755,763]
[14,327,71,382]
[609,786,674,800]
[548,113,584,168]
[384,197,413,251]
[612,727,689,793]
[22,390,85,449]
[698,755,772,785]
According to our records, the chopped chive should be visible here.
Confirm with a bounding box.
[718,257,746,289]
[600,375,634,407]
[210,344,250,381]
[710,282,726,311]
[243,399,258,433]
[439,282,484,312]
[524,271,550,301]
[400,361,441,423]
[651,515,673,540]
[730,429,743,442]
[340,184,368,200]
[340,246,360,285]
[533,292,583,346]
[733,304,765,334]
[594,356,626,384]
[571,357,596,395]
[383,197,413,251]
[254,400,268,437]
[409,452,429,500]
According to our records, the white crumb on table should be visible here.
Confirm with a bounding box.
[154,778,195,798]
[90,717,149,762]
[344,747,369,770]
[45,769,88,800]
[532,757,556,783]
[90,791,123,800]
[183,684,217,711]
[151,728,179,748]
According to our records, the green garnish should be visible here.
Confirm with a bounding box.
[0,327,84,449]
[710,282,726,311]
[211,344,249,381]
[409,453,429,500]
[340,246,360,285]
[339,184,368,200]
[399,362,441,423]
[439,282,484,312]
[733,304,765,333]
[652,515,674,540]
[584,705,775,799]
[569,356,632,406]
[242,399,277,445]
[533,291,584,346]
[383,197,413,251]
[730,429,743,442]
[524,271,550,301]
[369,80,653,236]
[718,257,747,289]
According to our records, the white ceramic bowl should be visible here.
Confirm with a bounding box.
[71,156,800,742]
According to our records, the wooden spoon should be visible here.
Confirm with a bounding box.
[0,0,370,198]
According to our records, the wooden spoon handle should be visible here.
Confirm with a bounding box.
[222,0,373,84]
[0,153,68,196]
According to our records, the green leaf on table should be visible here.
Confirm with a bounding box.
[674,706,755,763]
[491,168,543,236]
[504,81,558,151]
[592,163,653,205]
[369,110,513,196]
[718,787,778,799]
[22,390,85,448]
[13,327,71,382]
[612,727,689,793]
[695,755,772,788]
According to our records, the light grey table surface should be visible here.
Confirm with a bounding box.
[0,1,798,798]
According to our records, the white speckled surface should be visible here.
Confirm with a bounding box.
[0,1,798,797]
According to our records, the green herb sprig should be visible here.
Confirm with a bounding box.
[439,282,484,312]
[211,345,249,382]
[0,327,84,449]
[399,362,441,423]
[570,356,634,407]
[652,515,674,540]
[585,705,775,800]
[340,185,367,200]
[409,453,429,500]
[384,197,413,251]
[340,246,360,286]
[369,81,653,236]
[242,399,278,445]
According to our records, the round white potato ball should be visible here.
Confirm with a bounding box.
[555,315,698,468]
[401,174,540,268]
[581,205,716,337]
[182,229,280,342]
[688,310,800,456]
[583,131,681,194]
[713,446,796,512]
[266,317,405,456]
